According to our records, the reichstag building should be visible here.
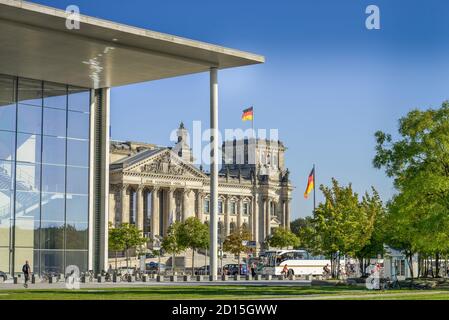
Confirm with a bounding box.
[108,123,293,249]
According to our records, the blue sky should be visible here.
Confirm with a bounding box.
[32,0,449,219]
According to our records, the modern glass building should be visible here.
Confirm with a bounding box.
[0,75,90,275]
[0,0,263,278]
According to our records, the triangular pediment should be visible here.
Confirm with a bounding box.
[123,148,207,179]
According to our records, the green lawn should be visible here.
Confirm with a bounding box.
[0,285,448,300]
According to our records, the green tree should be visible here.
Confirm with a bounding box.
[354,189,386,275]
[108,222,125,270]
[108,222,147,269]
[161,221,187,273]
[178,217,209,275]
[306,179,377,278]
[373,102,449,278]
[290,217,313,236]
[223,226,252,270]
[267,227,300,249]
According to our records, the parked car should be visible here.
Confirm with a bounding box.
[146,262,165,273]
[194,265,223,275]
[0,271,7,281]
[223,264,248,275]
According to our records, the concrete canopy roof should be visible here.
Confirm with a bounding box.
[0,0,264,88]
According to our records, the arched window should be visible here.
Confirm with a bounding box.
[242,222,249,232]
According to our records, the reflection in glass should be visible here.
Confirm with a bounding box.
[66,194,88,223]
[66,167,88,195]
[0,74,16,104]
[42,164,65,193]
[16,162,40,191]
[68,87,90,113]
[40,221,64,249]
[42,136,66,165]
[0,248,10,274]
[18,104,42,134]
[0,190,12,247]
[41,193,65,221]
[67,139,89,167]
[66,223,88,249]
[15,191,40,220]
[0,104,16,131]
[39,250,64,274]
[43,107,66,137]
[0,160,14,191]
[65,250,88,272]
[68,111,89,139]
[17,133,41,163]
[14,218,38,248]
[18,78,42,106]
[0,130,15,161]
[43,82,67,109]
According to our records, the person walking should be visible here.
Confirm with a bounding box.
[22,260,31,288]
[281,264,289,278]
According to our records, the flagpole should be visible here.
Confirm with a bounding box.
[313,164,316,212]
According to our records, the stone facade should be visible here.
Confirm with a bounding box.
[109,123,293,248]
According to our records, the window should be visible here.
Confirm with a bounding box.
[204,199,210,214]
[0,104,16,131]
[218,200,223,214]
[243,202,250,215]
[230,202,236,215]
[67,139,89,167]
[43,107,66,137]
[0,130,15,161]
[43,82,67,109]
[17,133,41,163]
[18,104,42,135]
[0,74,90,275]
[68,111,89,139]
[42,136,66,165]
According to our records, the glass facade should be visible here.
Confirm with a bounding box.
[0,74,90,276]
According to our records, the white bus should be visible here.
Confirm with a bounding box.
[261,250,341,276]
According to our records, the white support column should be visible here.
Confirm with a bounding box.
[209,67,219,280]
[88,87,110,273]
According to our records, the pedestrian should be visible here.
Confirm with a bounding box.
[22,260,31,288]
[281,264,289,278]
[251,262,256,277]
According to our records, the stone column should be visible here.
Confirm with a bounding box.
[182,188,190,221]
[265,198,271,237]
[165,188,175,234]
[151,187,160,237]
[286,199,291,230]
[195,190,203,221]
[252,194,259,243]
[121,184,129,224]
[136,186,144,232]
[282,200,286,228]
[108,185,116,225]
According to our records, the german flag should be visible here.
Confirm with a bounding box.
[241,107,254,121]
[304,167,315,199]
